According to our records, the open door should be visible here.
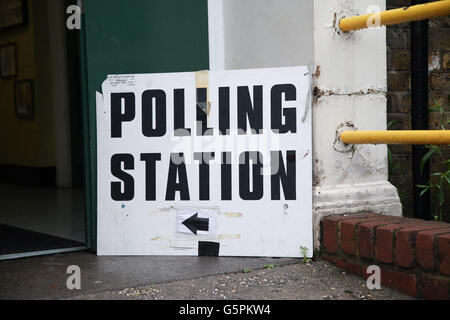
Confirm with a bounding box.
[0,0,86,259]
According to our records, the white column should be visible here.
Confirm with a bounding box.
[312,0,401,248]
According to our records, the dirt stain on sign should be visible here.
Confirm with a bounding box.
[224,212,243,218]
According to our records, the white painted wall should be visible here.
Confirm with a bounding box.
[222,0,314,69]
[209,0,402,251]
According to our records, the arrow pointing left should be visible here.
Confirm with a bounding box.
[182,213,209,235]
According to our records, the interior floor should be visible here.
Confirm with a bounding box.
[0,224,84,255]
[0,183,85,244]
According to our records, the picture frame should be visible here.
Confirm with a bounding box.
[0,43,17,77]
[15,79,34,119]
[0,0,28,31]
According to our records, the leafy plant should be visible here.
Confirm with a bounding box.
[264,264,275,269]
[242,269,252,273]
[417,99,450,222]
[299,246,311,263]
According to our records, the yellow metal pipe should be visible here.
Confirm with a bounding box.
[339,0,450,32]
[340,130,450,145]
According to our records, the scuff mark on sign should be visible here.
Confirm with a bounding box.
[301,70,313,123]
[149,207,173,215]
[224,212,243,218]
[218,234,241,240]
[301,149,310,160]
[169,240,196,249]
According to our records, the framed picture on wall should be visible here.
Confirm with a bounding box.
[15,79,34,119]
[0,0,28,31]
[0,43,17,77]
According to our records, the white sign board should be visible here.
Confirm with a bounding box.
[96,66,312,257]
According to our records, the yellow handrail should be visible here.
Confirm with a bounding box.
[340,130,450,145]
[339,0,450,32]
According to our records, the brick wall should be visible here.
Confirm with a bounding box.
[321,213,450,299]
[386,0,450,221]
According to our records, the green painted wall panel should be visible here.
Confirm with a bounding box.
[81,0,210,250]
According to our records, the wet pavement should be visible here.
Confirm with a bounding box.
[0,251,413,300]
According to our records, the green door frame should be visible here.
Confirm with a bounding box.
[79,11,97,251]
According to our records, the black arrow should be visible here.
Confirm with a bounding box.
[182,213,209,235]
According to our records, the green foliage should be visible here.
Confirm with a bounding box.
[417,100,449,222]
[299,246,311,263]
[388,147,400,178]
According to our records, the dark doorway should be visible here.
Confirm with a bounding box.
[0,0,86,259]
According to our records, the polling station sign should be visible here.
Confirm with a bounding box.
[96,66,312,257]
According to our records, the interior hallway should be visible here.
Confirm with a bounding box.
[0,183,85,243]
